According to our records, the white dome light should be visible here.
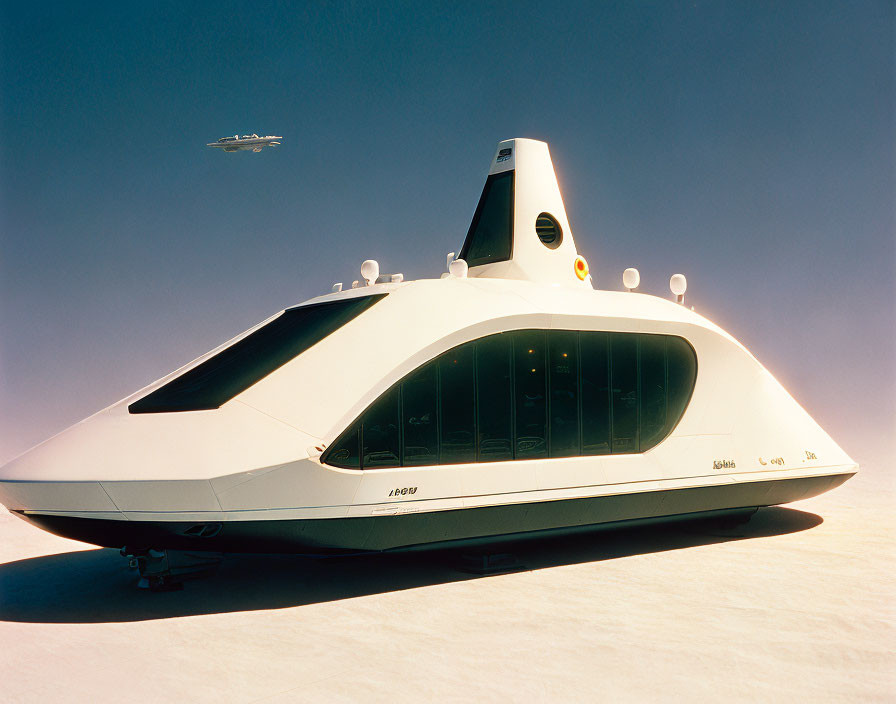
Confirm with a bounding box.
[623,268,640,291]
[670,274,687,302]
[360,260,379,286]
[449,259,468,278]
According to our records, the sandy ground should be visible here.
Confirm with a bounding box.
[0,472,892,703]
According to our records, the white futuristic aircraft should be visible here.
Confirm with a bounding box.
[0,138,855,584]
[207,134,282,152]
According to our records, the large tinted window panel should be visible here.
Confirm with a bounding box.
[549,331,580,457]
[610,333,639,453]
[513,331,548,459]
[326,422,360,469]
[459,171,514,267]
[362,386,400,468]
[580,332,611,455]
[666,337,697,435]
[439,344,476,464]
[402,363,439,466]
[639,334,667,451]
[476,334,513,461]
[129,294,387,413]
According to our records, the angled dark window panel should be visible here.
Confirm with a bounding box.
[129,294,387,413]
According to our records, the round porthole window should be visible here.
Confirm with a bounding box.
[535,213,562,249]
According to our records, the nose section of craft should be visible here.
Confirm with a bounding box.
[0,401,315,515]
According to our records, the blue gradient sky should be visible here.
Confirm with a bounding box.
[1,1,893,470]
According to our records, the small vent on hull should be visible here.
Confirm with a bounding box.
[182,523,223,538]
[535,213,562,249]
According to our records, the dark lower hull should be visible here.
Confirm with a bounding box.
[15,472,853,554]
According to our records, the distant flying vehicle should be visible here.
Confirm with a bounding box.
[207,134,282,152]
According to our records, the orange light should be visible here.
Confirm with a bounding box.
[574,256,589,281]
[562,353,568,357]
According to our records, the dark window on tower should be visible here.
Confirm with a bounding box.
[580,332,611,455]
[459,171,514,267]
[439,345,476,464]
[476,333,513,461]
[513,330,548,459]
[549,331,580,457]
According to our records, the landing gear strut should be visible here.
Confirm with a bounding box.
[121,547,223,591]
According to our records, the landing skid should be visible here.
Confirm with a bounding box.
[122,547,222,591]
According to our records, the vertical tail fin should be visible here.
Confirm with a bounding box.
[459,138,590,287]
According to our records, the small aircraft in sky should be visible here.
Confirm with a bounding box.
[207,134,282,152]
